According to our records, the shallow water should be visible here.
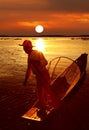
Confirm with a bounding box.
[0,37,89,79]
[0,37,89,130]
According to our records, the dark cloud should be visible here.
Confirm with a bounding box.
[48,0,89,13]
[0,0,49,12]
[0,0,89,13]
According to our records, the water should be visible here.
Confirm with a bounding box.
[0,37,89,79]
[0,37,89,130]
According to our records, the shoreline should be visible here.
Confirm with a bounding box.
[0,34,89,38]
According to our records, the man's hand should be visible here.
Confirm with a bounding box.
[23,80,27,86]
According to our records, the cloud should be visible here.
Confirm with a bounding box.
[0,0,89,13]
[0,0,89,35]
[0,0,49,12]
[48,0,89,13]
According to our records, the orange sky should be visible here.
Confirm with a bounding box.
[0,0,89,36]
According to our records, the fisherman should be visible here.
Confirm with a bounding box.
[19,40,53,117]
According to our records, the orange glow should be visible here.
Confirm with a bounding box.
[18,21,41,27]
[17,13,89,29]
[0,10,89,35]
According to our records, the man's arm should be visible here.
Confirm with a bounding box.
[23,61,32,86]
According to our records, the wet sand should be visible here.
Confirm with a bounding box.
[0,72,89,130]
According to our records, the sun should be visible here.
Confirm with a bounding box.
[35,25,44,33]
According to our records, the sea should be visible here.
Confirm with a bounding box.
[0,37,89,130]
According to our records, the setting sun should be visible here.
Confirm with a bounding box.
[35,38,45,52]
[35,25,44,33]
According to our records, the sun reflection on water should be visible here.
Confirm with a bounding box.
[34,38,45,52]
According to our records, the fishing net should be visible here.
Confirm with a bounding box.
[48,57,81,100]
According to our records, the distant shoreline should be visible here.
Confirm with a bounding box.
[0,34,89,37]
